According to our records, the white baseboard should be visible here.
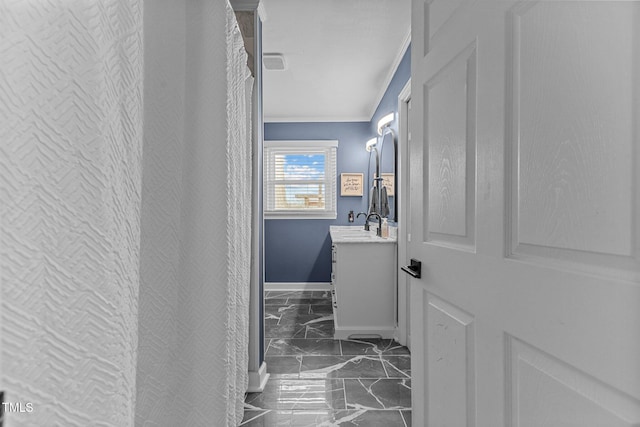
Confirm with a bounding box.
[247,361,270,392]
[264,282,331,292]
[333,326,396,340]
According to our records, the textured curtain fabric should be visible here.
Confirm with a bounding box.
[0,0,144,425]
[225,16,253,423]
[136,1,252,426]
[2,0,252,426]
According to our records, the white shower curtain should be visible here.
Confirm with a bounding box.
[224,7,253,424]
[1,0,252,425]
[0,0,144,425]
[137,0,252,426]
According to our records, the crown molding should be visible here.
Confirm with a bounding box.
[230,0,267,21]
[367,28,412,120]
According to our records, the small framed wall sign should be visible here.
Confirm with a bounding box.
[341,173,364,196]
[381,173,395,196]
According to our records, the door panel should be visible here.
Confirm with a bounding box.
[426,294,476,427]
[409,0,640,425]
[425,41,476,250]
[507,1,639,279]
[507,337,640,427]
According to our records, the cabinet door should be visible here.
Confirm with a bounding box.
[334,243,396,338]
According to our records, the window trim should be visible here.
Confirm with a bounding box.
[263,140,338,220]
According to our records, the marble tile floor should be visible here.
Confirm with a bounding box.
[242,291,411,426]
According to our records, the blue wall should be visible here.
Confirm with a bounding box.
[264,122,371,282]
[264,46,411,283]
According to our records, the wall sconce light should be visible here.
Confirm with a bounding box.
[365,137,378,152]
[376,112,395,135]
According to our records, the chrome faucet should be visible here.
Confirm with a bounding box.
[365,213,382,237]
[356,212,369,230]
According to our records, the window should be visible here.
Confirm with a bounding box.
[264,140,338,219]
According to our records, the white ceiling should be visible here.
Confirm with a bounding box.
[261,0,411,123]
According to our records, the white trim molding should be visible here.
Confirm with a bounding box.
[264,114,371,123]
[396,79,411,349]
[368,29,412,120]
[263,140,339,220]
[247,361,270,392]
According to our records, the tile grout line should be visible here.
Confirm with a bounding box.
[400,408,409,427]
[342,378,348,411]
[380,352,391,378]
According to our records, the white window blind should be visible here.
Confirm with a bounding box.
[264,140,338,219]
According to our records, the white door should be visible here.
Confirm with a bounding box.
[407,1,640,426]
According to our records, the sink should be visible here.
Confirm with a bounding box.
[330,225,395,243]
[333,231,380,241]
[340,234,377,240]
[337,231,369,236]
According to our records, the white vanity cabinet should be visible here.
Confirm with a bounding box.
[329,226,397,340]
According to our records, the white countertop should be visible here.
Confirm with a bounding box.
[329,225,397,243]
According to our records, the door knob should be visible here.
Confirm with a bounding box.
[401,259,422,278]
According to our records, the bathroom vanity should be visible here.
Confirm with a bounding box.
[329,226,397,340]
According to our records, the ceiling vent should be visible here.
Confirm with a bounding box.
[263,53,287,71]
